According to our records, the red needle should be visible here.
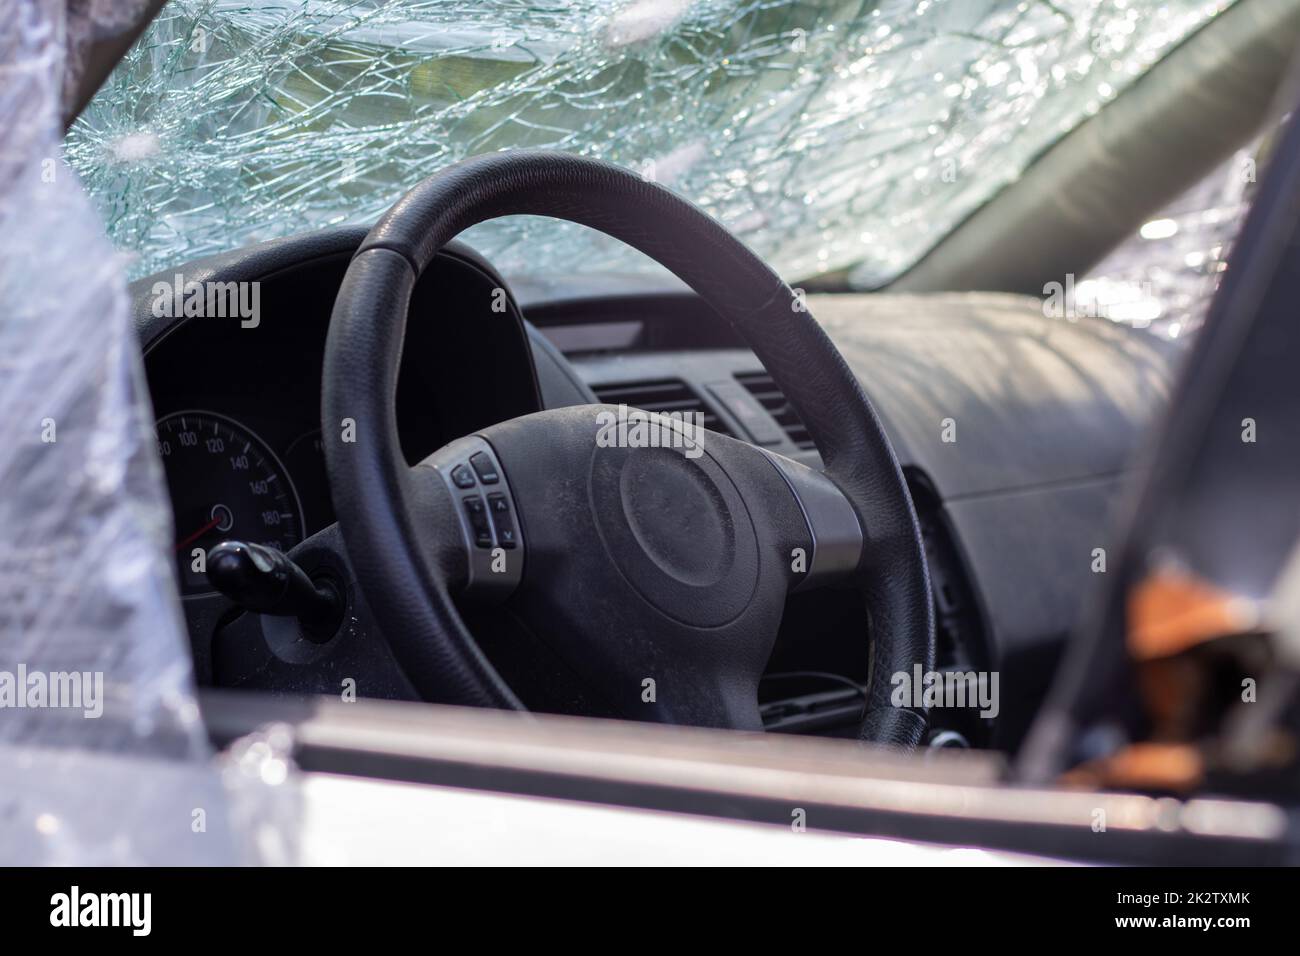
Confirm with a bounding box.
[175,516,222,553]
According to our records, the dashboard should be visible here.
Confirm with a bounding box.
[134,226,1176,750]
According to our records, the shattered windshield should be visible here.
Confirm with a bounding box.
[69,0,1236,286]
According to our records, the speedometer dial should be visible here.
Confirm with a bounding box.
[155,411,304,596]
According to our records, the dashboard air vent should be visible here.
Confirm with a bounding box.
[590,379,733,437]
[734,371,814,449]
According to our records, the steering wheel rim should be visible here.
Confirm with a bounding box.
[323,150,935,747]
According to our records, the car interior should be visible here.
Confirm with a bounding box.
[111,0,1300,764]
[139,219,1164,754]
[20,0,1300,868]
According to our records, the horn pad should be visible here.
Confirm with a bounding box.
[589,444,759,628]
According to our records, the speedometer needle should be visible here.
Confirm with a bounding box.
[175,516,222,553]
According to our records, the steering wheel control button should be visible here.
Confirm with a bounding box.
[487,493,517,548]
[421,436,524,600]
[463,495,493,548]
[469,451,500,484]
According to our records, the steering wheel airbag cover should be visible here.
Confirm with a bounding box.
[591,442,759,627]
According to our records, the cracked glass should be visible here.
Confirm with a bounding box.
[0,0,244,865]
[69,0,1237,286]
[1078,139,1263,342]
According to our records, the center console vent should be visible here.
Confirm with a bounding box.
[590,379,733,437]
[734,371,814,449]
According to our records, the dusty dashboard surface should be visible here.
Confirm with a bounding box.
[523,283,1176,747]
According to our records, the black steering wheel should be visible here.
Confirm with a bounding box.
[322,151,935,747]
